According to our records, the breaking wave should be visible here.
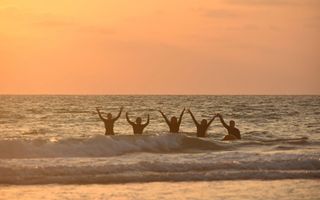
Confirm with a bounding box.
[0,134,226,158]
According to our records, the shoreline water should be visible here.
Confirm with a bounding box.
[0,180,319,200]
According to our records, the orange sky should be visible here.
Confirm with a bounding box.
[0,0,319,94]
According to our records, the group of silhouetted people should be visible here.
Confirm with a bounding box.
[96,107,241,140]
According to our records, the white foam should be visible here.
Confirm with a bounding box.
[0,134,225,158]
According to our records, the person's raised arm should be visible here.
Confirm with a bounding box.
[206,115,217,129]
[96,107,105,121]
[159,110,170,125]
[217,114,229,129]
[143,114,150,127]
[178,108,185,125]
[113,106,123,121]
[126,112,134,125]
[188,109,199,126]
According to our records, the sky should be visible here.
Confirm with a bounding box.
[0,0,319,95]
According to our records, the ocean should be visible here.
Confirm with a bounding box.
[0,95,319,199]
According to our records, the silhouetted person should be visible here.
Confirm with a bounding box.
[126,112,150,134]
[159,108,185,133]
[188,109,216,137]
[96,107,123,135]
[217,113,241,140]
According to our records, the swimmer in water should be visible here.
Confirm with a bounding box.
[159,108,185,133]
[126,112,150,134]
[187,109,216,137]
[216,113,241,140]
[96,106,123,135]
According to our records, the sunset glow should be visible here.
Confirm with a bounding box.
[0,0,319,94]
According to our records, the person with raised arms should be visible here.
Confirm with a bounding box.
[187,109,216,137]
[96,106,123,135]
[126,112,150,134]
[159,108,185,133]
[216,113,241,140]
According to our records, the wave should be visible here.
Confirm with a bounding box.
[0,153,319,184]
[0,134,319,184]
[0,134,316,159]
[1,170,319,185]
[237,137,313,146]
[0,134,227,158]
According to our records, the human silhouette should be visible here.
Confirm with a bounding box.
[159,108,185,133]
[217,113,241,140]
[126,112,150,134]
[96,107,123,135]
[187,109,216,137]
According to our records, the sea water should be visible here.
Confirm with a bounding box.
[0,95,319,199]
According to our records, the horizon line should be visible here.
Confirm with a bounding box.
[0,93,319,96]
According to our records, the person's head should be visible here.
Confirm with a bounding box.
[201,119,207,126]
[136,117,142,124]
[229,120,235,128]
[107,113,112,120]
[171,116,177,124]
